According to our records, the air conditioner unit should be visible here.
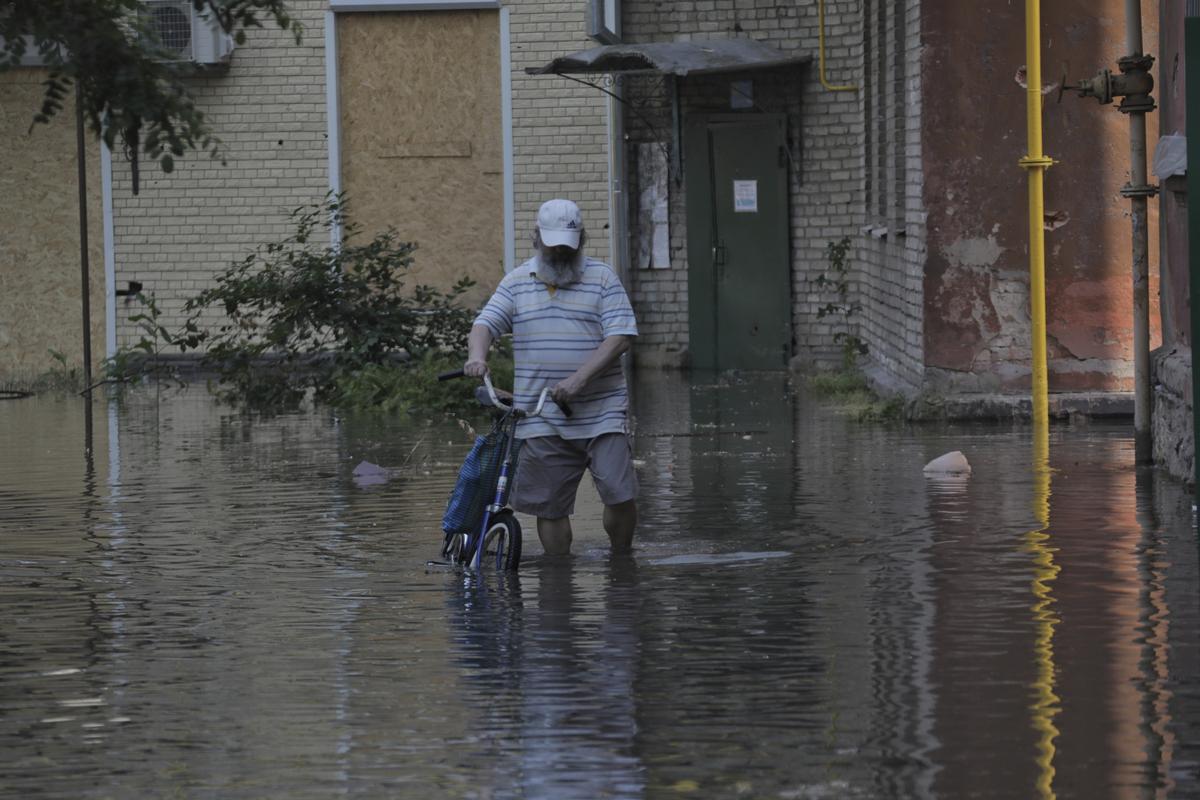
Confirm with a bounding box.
[143,1,234,65]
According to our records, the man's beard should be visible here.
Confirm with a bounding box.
[536,248,585,287]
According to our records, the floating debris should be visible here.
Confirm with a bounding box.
[923,451,971,476]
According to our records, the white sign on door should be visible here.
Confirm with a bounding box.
[733,179,758,213]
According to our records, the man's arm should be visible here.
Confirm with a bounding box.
[551,334,633,403]
[464,324,495,377]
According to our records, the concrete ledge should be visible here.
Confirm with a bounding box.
[907,391,1134,422]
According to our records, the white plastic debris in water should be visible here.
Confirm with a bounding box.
[352,460,391,488]
[923,451,971,476]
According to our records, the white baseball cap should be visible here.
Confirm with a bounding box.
[537,198,583,249]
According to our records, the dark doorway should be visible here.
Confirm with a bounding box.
[685,114,791,370]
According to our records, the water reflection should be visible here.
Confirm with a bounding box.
[0,375,1198,798]
[1026,418,1060,799]
[444,560,645,798]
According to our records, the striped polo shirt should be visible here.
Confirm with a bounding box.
[475,256,638,440]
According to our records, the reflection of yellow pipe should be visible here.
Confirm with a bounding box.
[1019,0,1052,426]
[817,0,859,92]
[1025,418,1060,799]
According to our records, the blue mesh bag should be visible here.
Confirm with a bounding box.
[442,426,523,535]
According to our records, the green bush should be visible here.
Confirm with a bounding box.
[328,344,516,415]
[168,195,484,413]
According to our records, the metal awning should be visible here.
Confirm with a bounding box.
[526,38,811,77]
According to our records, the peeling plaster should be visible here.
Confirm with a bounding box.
[1044,210,1070,231]
[988,275,1031,330]
[934,234,1041,377]
[1013,65,1058,95]
[943,235,1004,269]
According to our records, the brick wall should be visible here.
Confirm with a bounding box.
[618,0,926,380]
[507,0,613,268]
[858,0,924,391]
[110,0,331,346]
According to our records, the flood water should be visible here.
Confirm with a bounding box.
[2,371,1199,799]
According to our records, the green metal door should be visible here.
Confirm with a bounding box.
[685,114,791,370]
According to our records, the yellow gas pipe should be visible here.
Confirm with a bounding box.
[817,0,859,92]
[1019,0,1052,426]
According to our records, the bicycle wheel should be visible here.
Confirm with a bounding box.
[482,511,522,571]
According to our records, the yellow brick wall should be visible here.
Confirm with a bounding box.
[507,0,613,267]
[109,0,333,347]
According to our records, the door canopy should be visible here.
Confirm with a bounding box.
[526,38,811,77]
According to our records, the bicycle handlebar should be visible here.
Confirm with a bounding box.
[437,370,572,417]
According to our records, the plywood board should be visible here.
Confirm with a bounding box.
[339,11,503,308]
[0,69,104,382]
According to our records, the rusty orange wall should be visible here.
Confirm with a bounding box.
[922,1,1160,393]
[338,11,503,310]
[0,69,104,382]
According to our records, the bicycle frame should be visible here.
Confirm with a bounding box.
[466,414,518,571]
[438,371,564,572]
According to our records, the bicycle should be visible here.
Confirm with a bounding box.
[430,370,571,572]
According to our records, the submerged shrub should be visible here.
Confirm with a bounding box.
[172,195,487,413]
[327,344,516,415]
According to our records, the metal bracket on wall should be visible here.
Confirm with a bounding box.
[1120,183,1159,198]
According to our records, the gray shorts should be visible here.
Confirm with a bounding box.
[511,433,638,519]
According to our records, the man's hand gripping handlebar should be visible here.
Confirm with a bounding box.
[436,370,573,418]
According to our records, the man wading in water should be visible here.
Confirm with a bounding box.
[464,199,639,556]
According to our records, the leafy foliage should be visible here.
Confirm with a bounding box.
[0,1,301,176]
[327,344,515,415]
[814,237,868,369]
[173,196,482,411]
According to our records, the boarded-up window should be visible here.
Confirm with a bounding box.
[338,10,503,308]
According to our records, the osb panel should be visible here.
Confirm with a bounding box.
[339,11,503,308]
[0,69,104,382]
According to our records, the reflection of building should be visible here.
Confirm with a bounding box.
[629,369,1200,796]
[920,432,1200,797]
